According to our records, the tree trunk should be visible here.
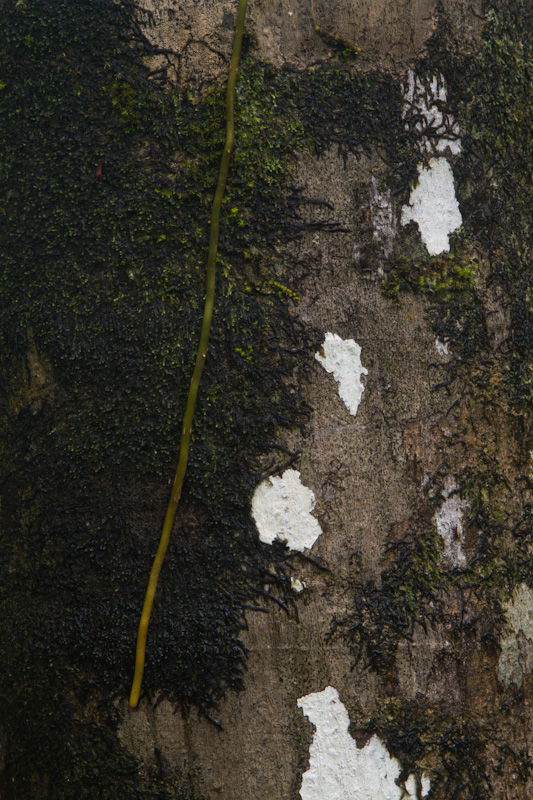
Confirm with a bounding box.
[2,1,533,798]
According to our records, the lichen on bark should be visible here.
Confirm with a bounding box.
[2,0,533,798]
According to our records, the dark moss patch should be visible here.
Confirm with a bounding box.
[356,702,499,800]
[287,64,405,166]
[382,243,489,363]
[331,515,444,675]
[314,26,361,60]
[331,462,532,677]
[0,1,318,796]
[459,0,533,414]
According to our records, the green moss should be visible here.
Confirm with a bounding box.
[383,249,479,301]
[431,2,533,404]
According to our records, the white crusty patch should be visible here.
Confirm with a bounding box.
[401,158,462,255]
[252,469,322,552]
[316,333,368,417]
[434,477,468,567]
[401,71,462,255]
[435,338,449,357]
[298,686,430,800]
[497,583,533,688]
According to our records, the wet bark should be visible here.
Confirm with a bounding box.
[2,1,533,798]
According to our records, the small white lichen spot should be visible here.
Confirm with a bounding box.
[434,477,468,567]
[252,469,323,552]
[297,686,430,800]
[401,158,462,255]
[435,338,449,357]
[497,583,533,688]
[421,775,431,797]
[315,333,368,417]
[291,577,306,593]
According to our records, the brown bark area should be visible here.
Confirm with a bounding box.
[139,0,482,83]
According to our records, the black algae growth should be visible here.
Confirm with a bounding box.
[0,1,315,796]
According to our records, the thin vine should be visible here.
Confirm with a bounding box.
[129,0,249,709]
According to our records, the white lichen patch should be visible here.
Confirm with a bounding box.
[315,333,368,417]
[291,577,306,593]
[403,70,461,156]
[252,469,323,552]
[434,478,468,567]
[401,158,462,255]
[497,583,533,688]
[297,686,430,800]
[435,338,449,357]
[401,70,462,255]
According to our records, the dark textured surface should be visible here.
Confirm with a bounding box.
[2,0,533,798]
[0,1,315,795]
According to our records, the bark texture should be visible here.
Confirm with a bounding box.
[1,1,533,799]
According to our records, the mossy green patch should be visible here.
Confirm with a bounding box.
[383,248,479,301]
[460,1,533,414]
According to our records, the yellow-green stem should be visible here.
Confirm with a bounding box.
[129,0,249,709]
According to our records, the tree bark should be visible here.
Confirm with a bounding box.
[2,1,533,798]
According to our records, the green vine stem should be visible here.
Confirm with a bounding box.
[129,0,249,709]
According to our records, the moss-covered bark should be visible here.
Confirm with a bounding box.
[2,0,533,797]
[0,1,313,796]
